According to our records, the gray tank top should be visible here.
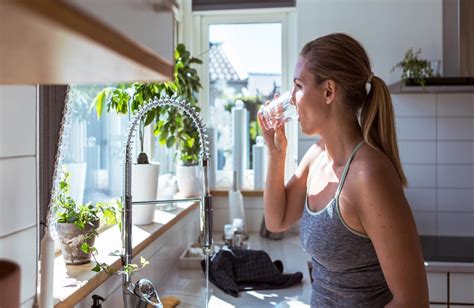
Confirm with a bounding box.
[300,141,393,307]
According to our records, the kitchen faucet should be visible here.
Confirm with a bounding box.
[121,95,213,307]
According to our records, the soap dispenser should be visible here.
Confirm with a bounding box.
[91,294,104,308]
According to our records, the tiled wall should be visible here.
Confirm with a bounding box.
[0,85,38,306]
[393,93,474,237]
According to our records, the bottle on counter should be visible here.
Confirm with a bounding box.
[224,224,234,246]
[232,218,244,247]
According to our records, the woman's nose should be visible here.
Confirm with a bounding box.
[290,88,296,105]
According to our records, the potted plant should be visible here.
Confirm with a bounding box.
[170,44,203,197]
[93,43,203,199]
[391,48,433,86]
[53,169,118,265]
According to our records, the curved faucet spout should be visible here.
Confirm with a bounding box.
[121,96,213,308]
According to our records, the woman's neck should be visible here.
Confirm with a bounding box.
[319,115,363,167]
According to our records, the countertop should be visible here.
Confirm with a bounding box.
[157,232,474,307]
[157,232,312,308]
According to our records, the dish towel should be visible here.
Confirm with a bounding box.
[201,247,303,297]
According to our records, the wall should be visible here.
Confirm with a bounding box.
[393,92,474,237]
[212,195,264,234]
[0,85,37,307]
[296,0,444,158]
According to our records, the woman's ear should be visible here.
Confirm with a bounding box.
[324,80,336,104]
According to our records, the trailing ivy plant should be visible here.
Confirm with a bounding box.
[93,43,203,165]
[53,170,118,229]
[391,48,433,86]
[53,169,149,275]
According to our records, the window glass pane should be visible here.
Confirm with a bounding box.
[63,85,175,206]
[208,23,282,186]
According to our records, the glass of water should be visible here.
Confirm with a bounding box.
[259,91,298,130]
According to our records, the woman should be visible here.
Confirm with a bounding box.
[258,33,429,307]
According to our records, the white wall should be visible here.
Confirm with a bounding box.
[296,0,443,84]
[296,0,443,152]
[0,85,38,306]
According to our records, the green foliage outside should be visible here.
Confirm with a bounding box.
[391,48,433,86]
[93,43,203,165]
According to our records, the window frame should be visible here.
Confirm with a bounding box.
[187,7,298,185]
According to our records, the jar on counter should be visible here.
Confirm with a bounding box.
[232,218,244,247]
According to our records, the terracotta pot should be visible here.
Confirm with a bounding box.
[0,259,20,308]
[57,220,100,265]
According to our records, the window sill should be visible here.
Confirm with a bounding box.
[52,201,198,307]
[211,188,264,197]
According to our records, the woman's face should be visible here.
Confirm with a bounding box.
[291,56,328,136]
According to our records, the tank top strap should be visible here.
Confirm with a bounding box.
[335,140,365,198]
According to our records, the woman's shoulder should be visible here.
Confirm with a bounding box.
[350,143,400,186]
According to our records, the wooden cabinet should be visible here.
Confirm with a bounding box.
[0,0,174,84]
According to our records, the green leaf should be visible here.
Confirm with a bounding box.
[144,109,155,126]
[81,243,90,253]
[91,264,101,272]
[140,256,150,267]
[166,136,175,148]
[93,90,105,118]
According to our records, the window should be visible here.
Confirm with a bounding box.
[60,85,175,206]
[192,8,298,188]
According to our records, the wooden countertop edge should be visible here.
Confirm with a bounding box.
[54,202,199,308]
[211,189,264,197]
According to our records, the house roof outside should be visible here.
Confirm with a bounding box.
[209,42,281,98]
[209,42,241,82]
[246,72,281,97]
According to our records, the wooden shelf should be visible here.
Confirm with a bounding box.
[0,0,174,84]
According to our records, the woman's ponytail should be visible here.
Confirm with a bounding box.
[361,76,407,187]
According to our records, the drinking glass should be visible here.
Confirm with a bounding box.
[259,91,298,130]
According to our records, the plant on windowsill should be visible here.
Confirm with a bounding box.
[391,48,433,87]
[53,169,149,275]
[93,43,203,198]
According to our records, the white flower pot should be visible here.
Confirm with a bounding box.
[176,164,202,198]
[132,163,160,225]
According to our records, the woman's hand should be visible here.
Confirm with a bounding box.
[257,109,287,156]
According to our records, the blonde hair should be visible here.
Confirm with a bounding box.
[301,33,407,186]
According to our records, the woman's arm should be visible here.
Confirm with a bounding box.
[258,113,318,232]
[353,155,429,307]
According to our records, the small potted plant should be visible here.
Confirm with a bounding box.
[391,48,433,86]
[53,170,118,265]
